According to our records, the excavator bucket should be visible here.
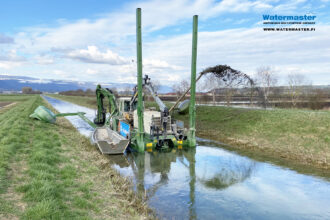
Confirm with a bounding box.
[30,106,128,154]
[30,106,88,124]
[30,106,57,123]
[92,127,129,154]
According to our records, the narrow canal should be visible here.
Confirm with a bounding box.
[44,96,330,220]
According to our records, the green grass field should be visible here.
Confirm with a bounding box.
[49,94,330,175]
[0,95,150,219]
[175,106,330,171]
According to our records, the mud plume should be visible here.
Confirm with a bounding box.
[200,65,254,86]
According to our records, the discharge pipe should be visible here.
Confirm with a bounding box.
[143,75,168,114]
[145,84,168,113]
[168,73,203,113]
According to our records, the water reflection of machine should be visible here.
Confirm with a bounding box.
[108,146,256,219]
[128,149,187,197]
[126,148,197,219]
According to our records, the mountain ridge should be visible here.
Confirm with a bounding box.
[0,75,173,93]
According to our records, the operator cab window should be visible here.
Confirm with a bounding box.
[124,100,130,112]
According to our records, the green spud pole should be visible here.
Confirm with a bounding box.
[188,15,198,147]
[136,8,145,152]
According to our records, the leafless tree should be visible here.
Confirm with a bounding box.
[109,87,118,97]
[287,73,306,107]
[202,74,223,105]
[123,86,132,96]
[255,66,278,108]
[221,74,245,106]
[181,80,190,94]
[223,81,235,106]
[172,79,190,99]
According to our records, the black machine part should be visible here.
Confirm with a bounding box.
[93,85,118,127]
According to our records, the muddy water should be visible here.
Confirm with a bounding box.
[45,96,330,220]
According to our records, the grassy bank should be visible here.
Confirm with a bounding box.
[49,94,330,176]
[175,106,330,174]
[0,95,150,219]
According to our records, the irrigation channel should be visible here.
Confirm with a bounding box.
[44,96,330,219]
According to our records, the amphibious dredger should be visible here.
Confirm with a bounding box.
[30,8,198,154]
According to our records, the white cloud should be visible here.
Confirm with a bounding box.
[0,62,19,69]
[0,49,26,69]
[34,55,54,65]
[12,0,277,54]
[143,25,330,84]
[273,0,308,12]
[67,46,130,65]
[86,68,98,75]
[144,59,182,70]
[234,18,250,24]
[1,0,329,85]
[0,49,25,62]
[53,70,66,76]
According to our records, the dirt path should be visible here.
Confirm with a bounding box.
[0,102,16,109]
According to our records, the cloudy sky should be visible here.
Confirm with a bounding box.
[0,0,329,85]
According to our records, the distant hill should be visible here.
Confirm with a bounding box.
[0,75,173,93]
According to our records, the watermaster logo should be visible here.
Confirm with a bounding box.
[262,14,316,31]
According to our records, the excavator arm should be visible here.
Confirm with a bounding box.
[94,84,119,129]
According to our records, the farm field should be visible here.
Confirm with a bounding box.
[0,95,150,219]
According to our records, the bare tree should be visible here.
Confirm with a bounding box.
[181,80,190,94]
[287,73,306,107]
[172,79,190,99]
[202,74,223,105]
[221,74,245,106]
[223,80,236,106]
[109,87,118,97]
[123,87,132,96]
[171,84,180,99]
[255,66,277,108]
[249,83,258,106]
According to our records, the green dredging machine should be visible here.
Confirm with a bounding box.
[30,8,198,154]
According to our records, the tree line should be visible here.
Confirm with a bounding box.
[171,66,329,110]
[22,87,42,94]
